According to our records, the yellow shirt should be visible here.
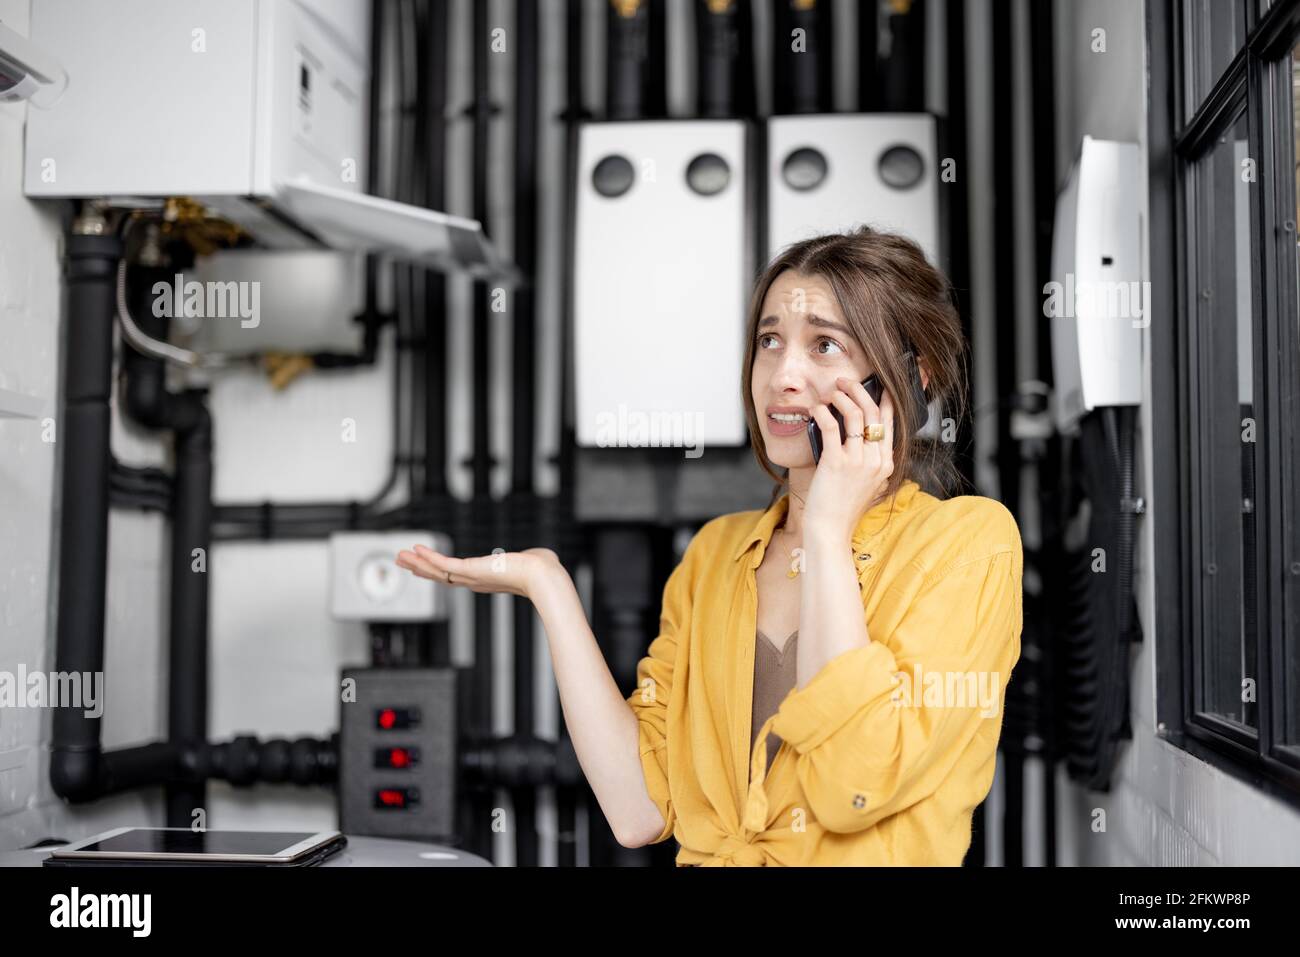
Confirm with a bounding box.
[626,478,1023,866]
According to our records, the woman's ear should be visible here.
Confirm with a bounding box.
[917,355,931,393]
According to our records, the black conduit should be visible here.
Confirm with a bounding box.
[695,0,754,119]
[49,230,172,800]
[870,0,927,112]
[1027,0,1058,868]
[771,0,833,115]
[120,261,215,825]
[511,0,541,869]
[555,0,586,868]
[468,0,496,862]
[941,0,983,865]
[989,0,1022,868]
[421,0,452,670]
[606,0,666,120]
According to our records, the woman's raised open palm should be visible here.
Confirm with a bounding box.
[394,544,561,600]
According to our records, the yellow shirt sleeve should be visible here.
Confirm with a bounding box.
[769,544,1023,834]
[625,537,697,844]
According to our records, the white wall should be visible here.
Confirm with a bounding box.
[1052,0,1300,865]
[0,0,172,851]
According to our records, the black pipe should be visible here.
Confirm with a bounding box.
[1027,0,1058,869]
[990,0,1022,867]
[556,0,587,869]
[874,0,927,112]
[118,260,215,825]
[424,0,451,505]
[606,0,666,120]
[508,0,542,870]
[469,0,496,863]
[943,0,975,491]
[771,0,833,115]
[695,0,754,119]
[422,0,452,673]
[50,229,127,800]
[164,395,213,823]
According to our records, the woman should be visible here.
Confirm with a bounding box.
[395,226,1023,866]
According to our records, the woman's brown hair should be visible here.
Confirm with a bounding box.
[741,225,971,507]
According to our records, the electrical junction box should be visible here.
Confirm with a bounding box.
[330,531,452,623]
[1049,136,1143,433]
[22,0,510,278]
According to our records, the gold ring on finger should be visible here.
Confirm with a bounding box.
[866,423,885,442]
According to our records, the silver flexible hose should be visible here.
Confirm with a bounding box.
[114,256,227,368]
[114,213,268,370]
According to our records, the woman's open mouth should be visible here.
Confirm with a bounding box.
[767,411,810,436]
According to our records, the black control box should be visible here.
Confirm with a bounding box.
[338,668,457,840]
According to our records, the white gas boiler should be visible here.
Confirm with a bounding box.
[22,0,509,278]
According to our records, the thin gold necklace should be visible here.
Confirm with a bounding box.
[775,523,803,579]
[779,489,807,578]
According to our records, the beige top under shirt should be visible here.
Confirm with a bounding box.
[751,628,799,774]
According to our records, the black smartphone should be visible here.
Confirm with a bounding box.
[806,351,930,464]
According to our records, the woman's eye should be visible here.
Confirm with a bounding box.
[815,338,845,356]
[757,333,778,349]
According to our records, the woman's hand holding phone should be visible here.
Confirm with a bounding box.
[803,376,896,547]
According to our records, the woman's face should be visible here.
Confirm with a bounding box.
[751,270,870,468]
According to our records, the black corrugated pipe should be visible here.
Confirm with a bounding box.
[695,0,754,118]
[606,0,666,120]
[771,0,833,115]
[178,734,339,787]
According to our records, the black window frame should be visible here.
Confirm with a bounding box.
[1150,0,1300,807]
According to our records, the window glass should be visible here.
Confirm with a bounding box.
[1192,110,1258,730]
